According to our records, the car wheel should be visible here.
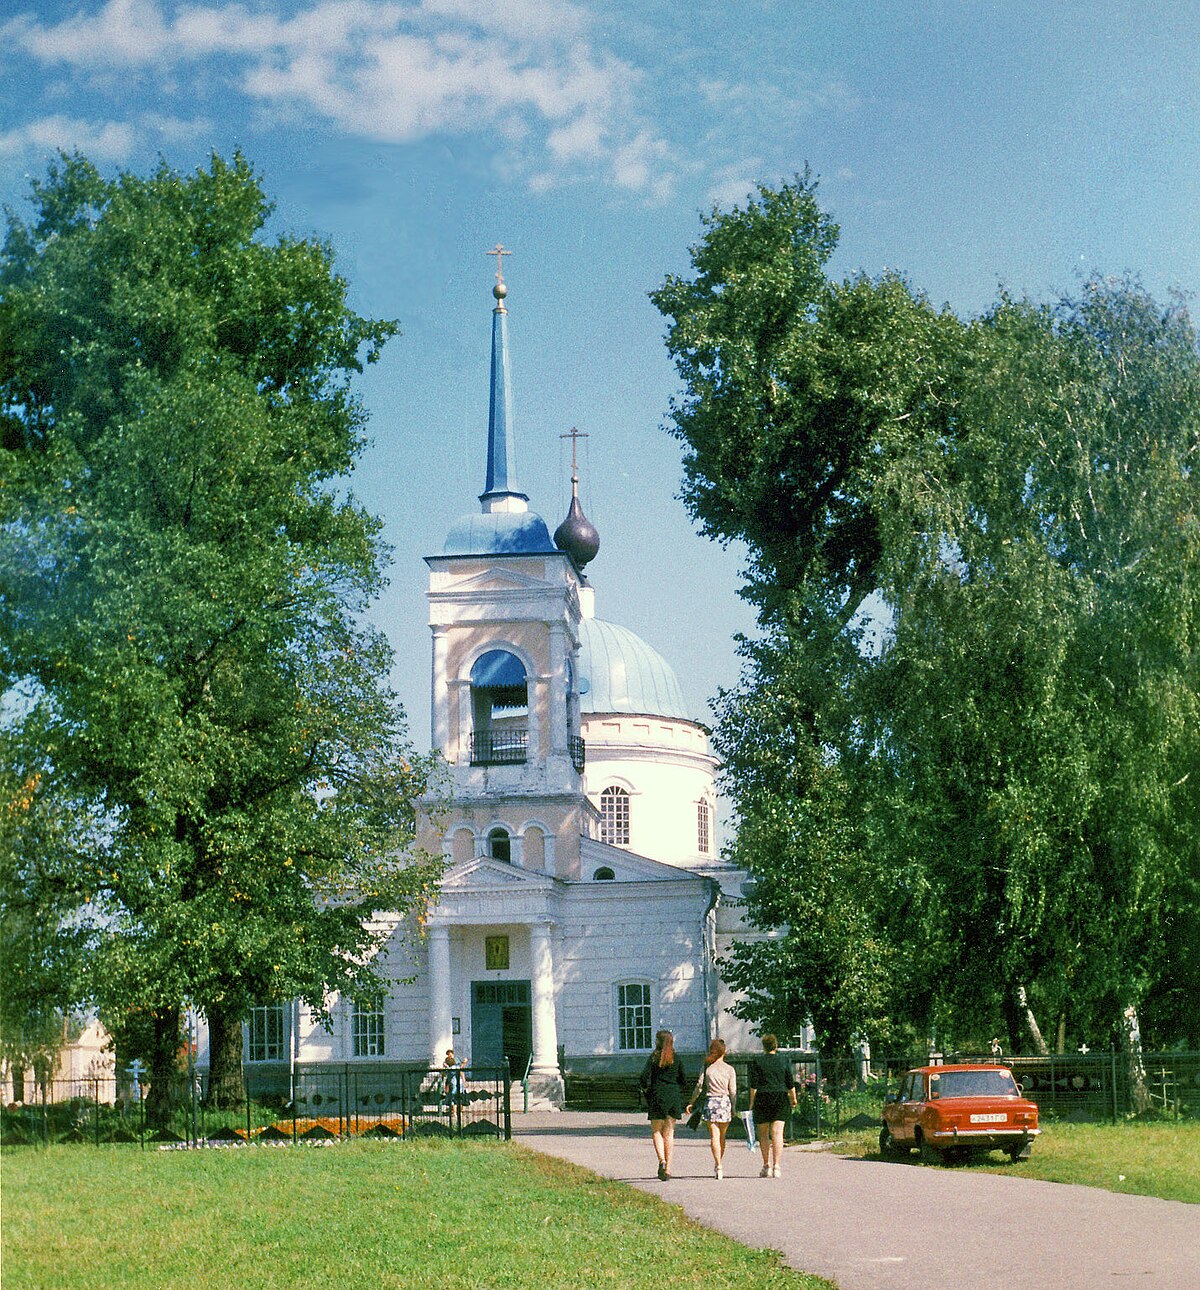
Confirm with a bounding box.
[918,1137,943,1165]
[879,1126,906,1159]
[1006,1143,1032,1163]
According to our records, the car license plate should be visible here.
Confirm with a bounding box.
[970,1113,1006,1123]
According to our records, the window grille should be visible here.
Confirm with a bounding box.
[247,1004,285,1062]
[472,980,531,1005]
[697,799,711,854]
[600,786,630,845]
[617,982,652,1050]
[353,995,386,1058]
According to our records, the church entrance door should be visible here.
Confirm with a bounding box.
[471,980,532,1074]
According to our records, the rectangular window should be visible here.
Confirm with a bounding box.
[472,980,530,1006]
[697,800,711,854]
[485,935,510,970]
[617,982,652,1051]
[247,1004,285,1062]
[353,995,386,1058]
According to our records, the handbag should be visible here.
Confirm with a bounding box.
[686,1106,704,1131]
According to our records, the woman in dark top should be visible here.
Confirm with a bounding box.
[748,1033,797,1178]
[639,1028,688,1181]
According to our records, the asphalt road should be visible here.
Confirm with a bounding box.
[513,1111,1200,1289]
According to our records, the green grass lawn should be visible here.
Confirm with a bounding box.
[821,1119,1200,1203]
[1,1140,835,1290]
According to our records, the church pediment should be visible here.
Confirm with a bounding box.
[441,857,557,891]
[579,838,712,884]
[433,566,551,596]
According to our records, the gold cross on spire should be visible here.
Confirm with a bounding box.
[560,426,588,491]
[486,243,512,287]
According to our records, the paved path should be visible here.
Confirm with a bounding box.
[513,1111,1200,1289]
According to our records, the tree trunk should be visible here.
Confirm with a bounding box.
[1120,1002,1152,1115]
[145,1004,180,1131]
[205,1001,246,1111]
[1003,982,1049,1055]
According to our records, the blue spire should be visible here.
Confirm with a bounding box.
[480,248,528,512]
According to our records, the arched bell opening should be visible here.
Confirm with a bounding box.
[486,826,512,864]
[470,648,528,765]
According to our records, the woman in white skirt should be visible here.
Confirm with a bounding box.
[685,1038,737,1179]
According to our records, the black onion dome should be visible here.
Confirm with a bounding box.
[554,494,600,568]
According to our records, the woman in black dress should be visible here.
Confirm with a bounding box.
[748,1033,796,1178]
[639,1029,688,1180]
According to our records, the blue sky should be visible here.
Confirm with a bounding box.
[3,0,1198,752]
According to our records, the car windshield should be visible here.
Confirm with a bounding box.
[928,1069,1018,1099]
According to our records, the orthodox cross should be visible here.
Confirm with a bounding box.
[560,426,588,476]
[486,243,511,287]
[560,425,585,485]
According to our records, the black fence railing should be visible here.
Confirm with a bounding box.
[470,729,527,765]
[0,1063,512,1149]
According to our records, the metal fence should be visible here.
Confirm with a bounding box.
[779,1050,1200,1136]
[0,1062,512,1149]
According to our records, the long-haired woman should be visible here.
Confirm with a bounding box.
[685,1038,737,1179]
[638,1029,688,1180]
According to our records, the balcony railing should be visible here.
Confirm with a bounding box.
[470,729,527,765]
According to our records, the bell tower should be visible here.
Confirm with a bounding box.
[419,256,593,879]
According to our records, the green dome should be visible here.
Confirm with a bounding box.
[578,618,691,720]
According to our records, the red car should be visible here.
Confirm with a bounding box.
[880,1063,1040,1164]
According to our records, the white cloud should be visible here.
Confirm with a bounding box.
[547,114,605,164]
[706,168,760,211]
[4,0,173,67]
[3,0,675,196]
[611,130,673,201]
[0,115,137,161]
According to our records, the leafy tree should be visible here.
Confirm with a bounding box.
[651,172,960,629]
[656,179,1199,1068]
[869,281,1199,1076]
[653,176,964,1055]
[0,721,95,1095]
[1,154,442,1120]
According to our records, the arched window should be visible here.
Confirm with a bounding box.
[470,649,528,764]
[696,799,711,854]
[593,866,615,881]
[599,786,630,846]
[487,827,511,864]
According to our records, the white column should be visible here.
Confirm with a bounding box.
[431,627,450,755]
[543,833,556,877]
[548,623,567,755]
[529,922,559,1076]
[428,925,453,1066]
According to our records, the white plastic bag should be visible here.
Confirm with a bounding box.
[741,1109,756,1151]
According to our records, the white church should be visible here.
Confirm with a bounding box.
[240,263,762,1106]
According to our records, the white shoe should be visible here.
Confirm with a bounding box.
[715,1164,723,1179]
[772,1166,781,1178]
[759,1165,771,1177]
